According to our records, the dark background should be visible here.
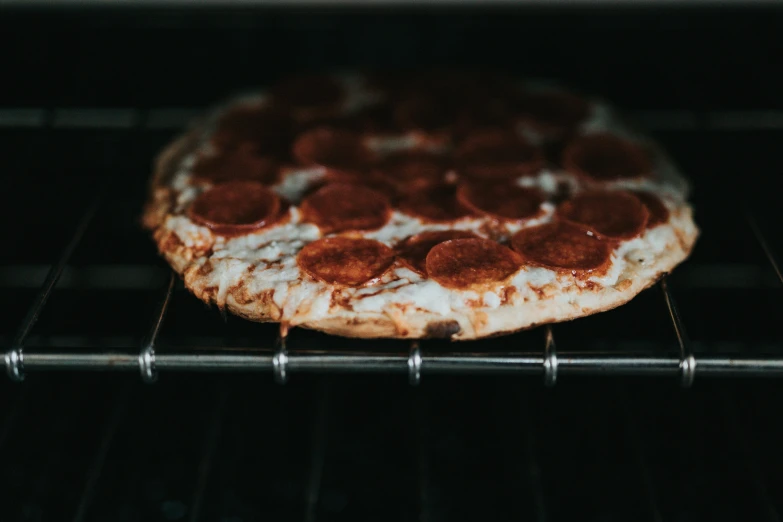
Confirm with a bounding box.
[1,4,783,522]
[2,5,782,110]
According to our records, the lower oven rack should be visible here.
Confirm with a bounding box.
[3,108,783,386]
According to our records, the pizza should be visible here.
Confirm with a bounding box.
[142,70,698,340]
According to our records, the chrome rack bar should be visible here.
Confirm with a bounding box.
[14,349,783,377]
[139,272,176,383]
[4,187,104,382]
[660,276,695,387]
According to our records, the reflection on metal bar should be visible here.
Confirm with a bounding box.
[12,350,783,377]
[408,342,422,386]
[745,210,783,286]
[71,386,129,522]
[660,276,695,387]
[188,390,228,522]
[304,380,330,522]
[139,272,176,383]
[4,187,104,382]
[543,326,557,387]
[272,336,289,384]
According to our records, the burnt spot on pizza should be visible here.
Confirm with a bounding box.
[499,286,518,304]
[614,279,632,291]
[230,280,254,305]
[159,231,185,254]
[528,283,546,299]
[582,280,602,291]
[200,285,219,302]
[424,320,462,339]
[197,262,214,277]
[330,290,355,311]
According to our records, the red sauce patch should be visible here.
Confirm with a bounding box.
[300,183,392,234]
[511,222,612,274]
[395,230,480,276]
[457,182,545,221]
[562,133,653,181]
[556,191,649,240]
[454,129,544,179]
[516,90,590,137]
[633,191,670,228]
[292,127,375,173]
[397,185,474,223]
[426,238,523,289]
[191,144,280,185]
[297,237,395,287]
[188,181,283,235]
[210,104,293,160]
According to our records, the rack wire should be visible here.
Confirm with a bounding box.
[3,108,783,387]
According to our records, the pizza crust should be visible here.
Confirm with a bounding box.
[143,77,699,341]
[150,202,696,340]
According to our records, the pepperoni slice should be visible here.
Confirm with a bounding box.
[397,185,474,223]
[374,152,448,193]
[511,222,612,273]
[271,74,344,110]
[211,104,292,159]
[188,181,282,235]
[562,133,653,181]
[454,130,544,179]
[292,127,375,173]
[300,183,392,234]
[191,144,280,185]
[396,230,479,276]
[516,90,590,137]
[426,238,522,289]
[297,237,395,287]
[633,191,670,228]
[556,191,649,240]
[457,182,545,221]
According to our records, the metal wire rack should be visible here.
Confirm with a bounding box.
[3,107,783,387]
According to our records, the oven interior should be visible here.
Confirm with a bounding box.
[2,4,783,521]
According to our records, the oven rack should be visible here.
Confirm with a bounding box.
[3,107,783,387]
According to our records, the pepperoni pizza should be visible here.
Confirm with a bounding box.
[143,71,698,340]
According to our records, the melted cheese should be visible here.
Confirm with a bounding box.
[159,77,696,331]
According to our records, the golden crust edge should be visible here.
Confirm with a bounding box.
[150,211,699,341]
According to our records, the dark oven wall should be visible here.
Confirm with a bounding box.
[2,6,783,522]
